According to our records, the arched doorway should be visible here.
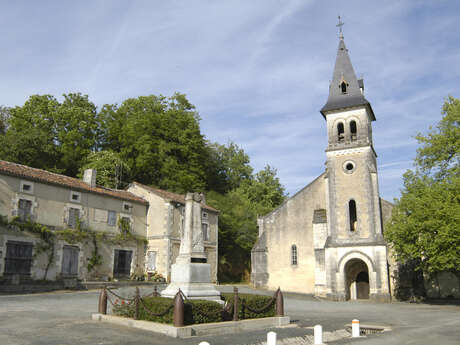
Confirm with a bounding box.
[344,259,369,300]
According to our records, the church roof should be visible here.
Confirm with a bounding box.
[320,37,375,120]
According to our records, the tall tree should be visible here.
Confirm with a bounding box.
[385,96,460,283]
[102,93,209,193]
[0,93,100,176]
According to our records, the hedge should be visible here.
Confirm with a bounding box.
[112,292,276,325]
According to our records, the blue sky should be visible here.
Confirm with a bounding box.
[0,1,459,201]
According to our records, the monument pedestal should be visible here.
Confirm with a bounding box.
[161,262,222,303]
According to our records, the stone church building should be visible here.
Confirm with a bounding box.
[251,34,393,302]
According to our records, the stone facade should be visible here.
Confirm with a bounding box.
[251,35,392,301]
[0,161,218,283]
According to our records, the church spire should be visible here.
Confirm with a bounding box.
[320,19,375,120]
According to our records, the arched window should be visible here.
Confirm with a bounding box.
[349,200,357,232]
[350,121,357,140]
[291,245,297,266]
[340,81,347,93]
[337,122,345,142]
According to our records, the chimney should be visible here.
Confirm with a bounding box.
[83,169,97,187]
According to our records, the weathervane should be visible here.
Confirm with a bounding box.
[336,15,344,39]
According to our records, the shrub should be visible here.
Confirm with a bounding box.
[113,292,276,325]
[221,293,275,320]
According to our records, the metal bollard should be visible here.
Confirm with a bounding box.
[173,289,184,327]
[98,287,107,314]
[233,287,239,321]
[153,285,158,296]
[267,331,277,345]
[134,287,140,320]
[275,288,284,316]
[352,319,360,337]
[314,325,323,344]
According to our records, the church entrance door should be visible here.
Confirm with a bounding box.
[344,258,369,300]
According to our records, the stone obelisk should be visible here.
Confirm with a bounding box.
[161,192,221,302]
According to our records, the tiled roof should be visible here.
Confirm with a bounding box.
[131,182,219,213]
[0,160,148,205]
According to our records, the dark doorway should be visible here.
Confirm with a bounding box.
[344,258,370,300]
[4,241,33,275]
[356,271,370,299]
[62,246,79,276]
[113,250,132,278]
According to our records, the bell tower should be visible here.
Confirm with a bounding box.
[317,23,390,301]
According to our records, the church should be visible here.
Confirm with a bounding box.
[251,31,393,302]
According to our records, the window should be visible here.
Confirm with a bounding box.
[119,216,131,232]
[350,121,357,140]
[18,199,32,222]
[147,251,157,271]
[291,245,298,266]
[107,211,117,226]
[202,223,209,241]
[68,208,80,229]
[4,241,33,275]
[20,181,34,194]
[123,202,132,213]
[349,200,357,232]
[113,249,132,277]
[70,191,81,203]
[337,122,345,142]
[62,245,79,276]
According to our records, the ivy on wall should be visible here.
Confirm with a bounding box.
[0,216,145,280]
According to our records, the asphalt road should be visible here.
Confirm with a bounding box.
[0,286,459,345]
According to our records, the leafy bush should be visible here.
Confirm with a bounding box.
[221,293,275,320]
[112,293,276,325]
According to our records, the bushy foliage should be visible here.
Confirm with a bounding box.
[112,293,276,325]
[385,96,460,281]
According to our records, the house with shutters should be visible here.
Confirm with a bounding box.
[0,160,218,284]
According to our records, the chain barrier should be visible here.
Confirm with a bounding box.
[138,296,175,317]
[239,290,277,314]
[106,288,135,302]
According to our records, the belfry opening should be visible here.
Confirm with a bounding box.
[344,258,370,300]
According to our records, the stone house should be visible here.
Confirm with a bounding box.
[251,35,393,302]
[127,183,218,283]
[0,160,218,283]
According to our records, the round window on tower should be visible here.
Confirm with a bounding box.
[343,160,356,174]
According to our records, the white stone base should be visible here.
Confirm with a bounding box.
[161,262,222,303]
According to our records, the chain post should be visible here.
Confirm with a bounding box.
[134,287,140,320]
[275,288,284,316]
[98,287,107,314]
[154,285,158,296]
[173,289,184,327]
[233,287,239,321]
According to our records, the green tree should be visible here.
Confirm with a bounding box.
[385,96,460,284]
[0,93,101,176]
[79,150,130,189]
[102,93,208,193]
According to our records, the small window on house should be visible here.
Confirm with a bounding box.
[18,199,32,222]
[70,191,81,203]
[291,245,298,266]
[350,121,357,140]
[68,208,80,229]
[123,202,132,213]
[119,216,131,232]
[349,200,357,232]
[202,223,209,241]
[4,241,33,275]
[20,181,34,194]
[107,211,117,226]
[337,122,345,142]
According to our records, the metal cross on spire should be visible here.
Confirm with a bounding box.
[336,15,344,39]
